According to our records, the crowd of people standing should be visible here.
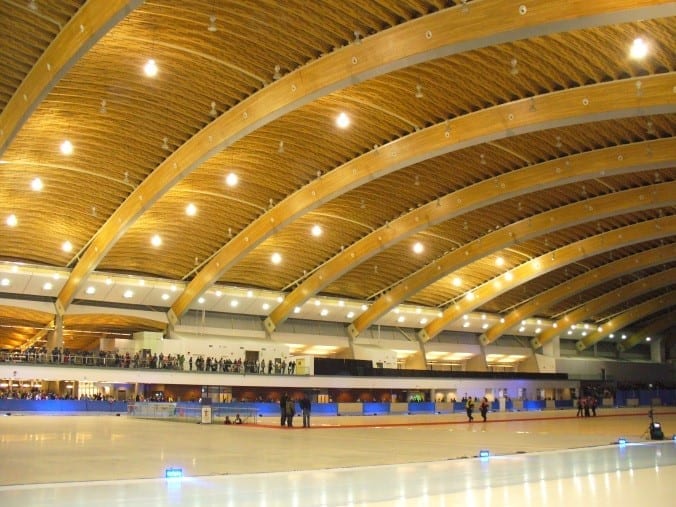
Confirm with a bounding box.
[279,393,312,428]
[576,396,599,417]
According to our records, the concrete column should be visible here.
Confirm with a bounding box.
[542,336,560,358]
[46,313,63,352]
[650,338,663,363]
[402,336,428,370]
[466,349,488,371]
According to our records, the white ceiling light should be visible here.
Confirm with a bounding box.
[60,140,74,155]
[225,172,238,187]
[276,296,283,303]
[412,242,424,254]
[215,290,222,297]
[62,241,73,253]
[495,256,504,267]
[6,214,17,227]
[336,112,350,129]
[646,337,651,342]
[0,278,9,287]
[419,317,428,325]
[151,234,162,247]
[230,300,239,308]
[452,276,462,287]
[311,224,322,237]
[397,315,405,323]
[31,177,43,191]
[198,297,205,304]
[186,203,197,216]
[347,311,355,319]
[123,289,134,299]
[630,37,648,59]
[85,286,96,295]
[505,272,514,281]
[161,293,170,301]
[271,252,282,264]
[262,303,270,310]
[42,282,53,291]
[293,306,301,314]
[320,308,329,317]
[465,292,475,301]
[143,59,158,77]
[105,278,113,286]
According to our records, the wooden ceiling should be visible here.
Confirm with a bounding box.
[0,1,674,352]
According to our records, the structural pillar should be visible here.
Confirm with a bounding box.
[542,336,560,358]
[46,313,63,352]
[404,338,428,370]
[650,338,663,363]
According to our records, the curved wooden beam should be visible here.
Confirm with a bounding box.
[348,182,675,338]
[48,0,668,316]
[617,313,675,353]
[267,138,675,332]
[0,0,143,156]
[536,268,675,347]
[177,74,673,326]
[479,243,675,345]
[576,292,675,350]
[419,223,676,344]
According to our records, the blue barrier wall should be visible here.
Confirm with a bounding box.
[0,399,127,413]
[2,391,672,415]
[362,402,391,415]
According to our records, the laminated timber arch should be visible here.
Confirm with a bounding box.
[266,138,675,333]
[479,243,676,346]
[347,182,675,339]
[0,0,143,156]
[534,268,676,347]
[55,0,673,318]
[48,0,671,317]
[575,292,675,350]
[618,313,675,353]
[174,73,674,326]
[419,222,676,344]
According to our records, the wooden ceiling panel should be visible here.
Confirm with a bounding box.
[1,2,674,344]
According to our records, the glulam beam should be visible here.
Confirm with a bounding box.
[421,225,676,344]
[268,139,675,333]
[535,268,675,347]
[348,183,675,338]
[617,313,675,353]
[0,0,142,156]
[576,292,675,350]
[480,243,675,345]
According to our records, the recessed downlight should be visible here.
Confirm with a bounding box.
[225,172,238,187]
[143,58,158,77]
